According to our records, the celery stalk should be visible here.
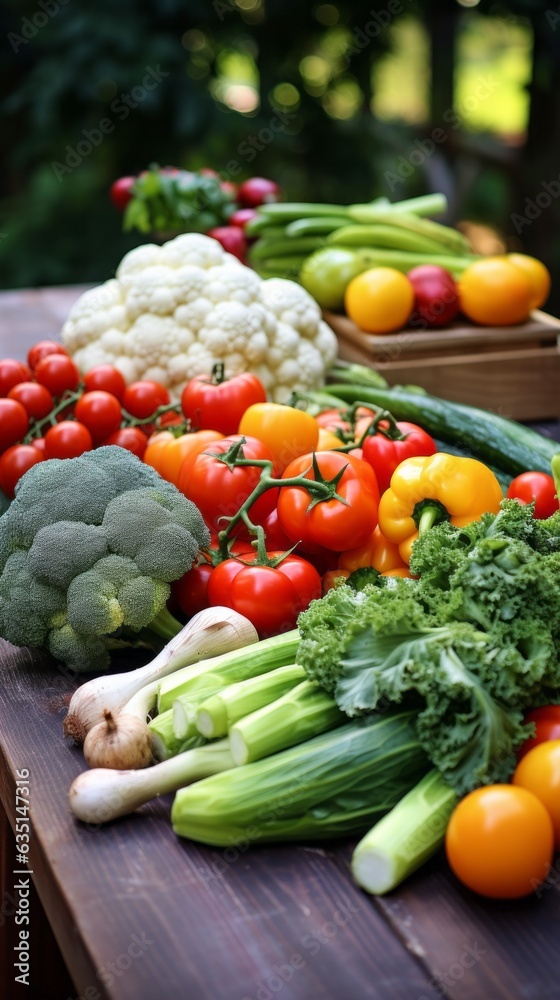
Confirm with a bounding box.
[229,680,345,766]
[351,769,457,895]
[157,630,299,713]
[148,708,205,761]
[196,664,306,738]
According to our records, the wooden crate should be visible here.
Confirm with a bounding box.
[324,309,560,421]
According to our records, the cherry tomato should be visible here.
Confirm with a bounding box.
[445,785,554,899]
[110,176,136,211]
[74,390,122,442]
[102,426,148,459]
[237,177,282,208]
[83,365,127,400]
[156,411,184,429]
[0,399,29,453]
[277,451,380,552]
[44,421,93,459]
[34,354,80,396]
[518,705,560,759]
[257,508,294,550]
[181,368,266,436]
[322,568,351,594]
[361,421,437,495]
[122,380,170,419]
[338,524,407,574]
[0,444,44,497]
[27,340,68,371]
[7,381,54,420]
[208,551,321,637]
[315,406,375,436]
[507,472,558,520]
[173,563,214,619]
[30,437,46,455]
[514,740,560,847]
[178,435,279,533]
[0,359,32,396]
[239,403,319,473]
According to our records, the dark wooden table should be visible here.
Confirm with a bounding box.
[2,286,560,1000]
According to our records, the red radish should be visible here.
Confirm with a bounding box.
[238,177,282,208]
[407,265,460,328]
[110,176,136,211]
[220,181,239,199]
[206,226,247,262]
[230,208,259,230]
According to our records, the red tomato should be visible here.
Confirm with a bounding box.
[178,435,278,533]
[208,551,321,637]
[277,452,380,552]
[83,365,127,400]
[315,406,374,436]
[27,340,68,371]
[122,380,170,419]
[7,381,54,420]
[44,421,93,459]
[102,426,148,458]
[322,568,351,593]
[518,706,560,759]
[0,444,44,497]
[30,437,46,455]
[237,177,282,208]
[361,421,437,495]
[110,176,136,211]
[173,563,214,619]
[0,399,29,453]
[507,472,559,520]
[181,369,266,436]
[257,507,294,550]
[229,208,258,231]
[74,391,122,442]
[34,354,80,396]
[0,359,32,396]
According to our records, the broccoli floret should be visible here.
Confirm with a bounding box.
[0,447,210,672]
[0,489,10,517]
[346,567,383,592]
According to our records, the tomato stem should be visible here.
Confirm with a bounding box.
[23,388,83,442]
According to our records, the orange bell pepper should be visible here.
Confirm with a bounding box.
[338,524,407,574]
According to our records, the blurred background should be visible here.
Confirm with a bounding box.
[1,0,559,309]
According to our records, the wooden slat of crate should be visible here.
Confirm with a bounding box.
[325,309,560,421]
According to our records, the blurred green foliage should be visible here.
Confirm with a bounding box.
[1,0,559,304]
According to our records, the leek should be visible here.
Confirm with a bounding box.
[157,630,299,713]
[351,769,457,895]
[229,680,345,766]
[172,711,429,845]
[195,664,306,739]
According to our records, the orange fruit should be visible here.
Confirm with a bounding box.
[507,253,551,309]
[344,267,415,334]
[458,257,533,326]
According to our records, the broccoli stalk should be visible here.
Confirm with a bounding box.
[0,447,209,672]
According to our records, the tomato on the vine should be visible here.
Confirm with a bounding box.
[0,399,29,453]
[102,426,148,458]
[0,444,44,497]
[160,431,224,486]
[44,420,93,459]
[277,451,380,552]
[181,367,266,436]
[208,551,321,637]
[34,354,80,396]
[83,365,127,400]
[173,563,214,619]
[178,435,278,532]
[0,359,32,396]
[122,380,170,419]
[7,381,54,420]
[74,390,122,442]
[507,471,559,520]
[361,421,437,495]
[30,437,46,455]
[27,340,68,371]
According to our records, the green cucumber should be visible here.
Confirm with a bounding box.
[326,384,560,476]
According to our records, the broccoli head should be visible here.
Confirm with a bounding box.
[0,447,210,672]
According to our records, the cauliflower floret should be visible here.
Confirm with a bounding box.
[60,233,338,402]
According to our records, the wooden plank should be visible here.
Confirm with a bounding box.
[0,641,436,1000]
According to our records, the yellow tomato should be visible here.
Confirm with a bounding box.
[317,427,344,450]
[458,257,533,326]
[445,784,554,899]
[344,268,415,334]
[513,740,560,848]
[143,431,174,474]
[159,430,223,486]
[507,253,551,310]
[239,403,319,473]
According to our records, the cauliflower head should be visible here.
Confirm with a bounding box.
[61,233,338,402]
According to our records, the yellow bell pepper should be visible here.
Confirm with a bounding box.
[378,453,503,564]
